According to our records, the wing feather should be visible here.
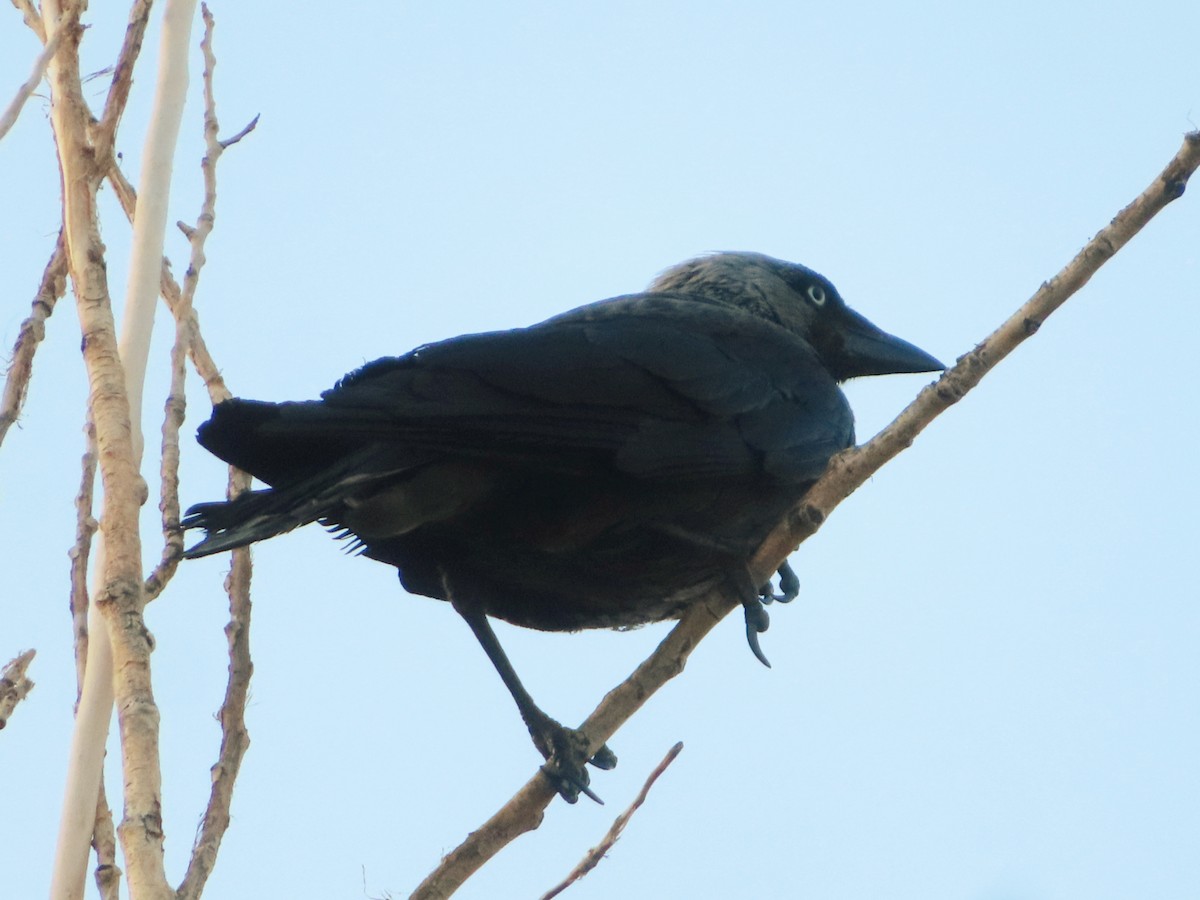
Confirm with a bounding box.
[201,296,853,486]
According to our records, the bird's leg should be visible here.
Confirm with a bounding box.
[731,567,772,668]
[445,584,616,804]
[759,560,800,604]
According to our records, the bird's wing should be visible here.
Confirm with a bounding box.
[186,299,854,556]
[324,297,853,482]
[198,297,853,487]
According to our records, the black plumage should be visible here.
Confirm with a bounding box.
[184,251,942,800]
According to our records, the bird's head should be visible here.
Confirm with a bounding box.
[651,252,944,382]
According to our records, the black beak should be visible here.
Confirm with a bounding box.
[830,308,944,380]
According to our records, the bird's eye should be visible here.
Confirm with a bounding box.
[807,285,826,306]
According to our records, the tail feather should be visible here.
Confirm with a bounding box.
[182,447,406,558]
[182,491,310,557]
[196,398,394,486]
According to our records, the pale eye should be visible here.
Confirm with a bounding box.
[806,285,827,306]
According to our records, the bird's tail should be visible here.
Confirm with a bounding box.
[184,397,414,557]
[182,488,319,558]
[182,446,403,558]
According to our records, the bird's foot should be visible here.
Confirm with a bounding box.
[759,561,800,604]
[528,715,617,804]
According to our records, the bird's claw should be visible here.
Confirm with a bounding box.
[588,742,618,770]
[531,719,616,804]
[742,596,771,668]
[759,561,800,604]
[541,761,603,804]
[729,566,775,667]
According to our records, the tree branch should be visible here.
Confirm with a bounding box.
[0,18,67,141]
[410,129,1200,899]
[10,0,46,43]
[174,13,256,894]
[101,0,198,894]
[90,0,153,166]
[0,231,68,449]
[176,543,253,900]
[44,4,136,894]
[0,649,36,729]
[540,742,683,900]
[68,415,98,692]
[145,4,254,603]
[91,777,121,900]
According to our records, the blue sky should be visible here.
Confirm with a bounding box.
[2,3,1198,898]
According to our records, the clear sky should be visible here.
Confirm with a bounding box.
[2,3,1198,898]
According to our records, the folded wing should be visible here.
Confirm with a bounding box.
[184,295,853,557]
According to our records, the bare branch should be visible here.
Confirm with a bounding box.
[10,0,45,43]
[91,0,153,164]
[92,776,121,900]
[0,232,68,449]
[541,742,683,900]
[144,334,186,601]
[752,129,1200,574]
[0,649,36,729]
[143,310,188,600]
[165,14,256,895]
[44,8,133,893]
[146,2,253,601]
[411,130,1200,898]
[176,541,254,900]
[0,21,66,141]
[219,112,258,148]
[411,779,554,899]
[69,416,99,693]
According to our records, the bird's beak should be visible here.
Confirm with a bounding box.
[834,308,945,379]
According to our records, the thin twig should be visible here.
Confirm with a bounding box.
[0,649,36,729]
[410,130,1200,899]
[219,112,259,148]
[0,231,68,448]
[0,21,65,141]
[145,2,255,601]
[172,11,256,896]
[541,742,683,900]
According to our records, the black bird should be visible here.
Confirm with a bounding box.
[183,252,942,801]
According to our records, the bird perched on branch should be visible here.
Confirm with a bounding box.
[184,251,942,802]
